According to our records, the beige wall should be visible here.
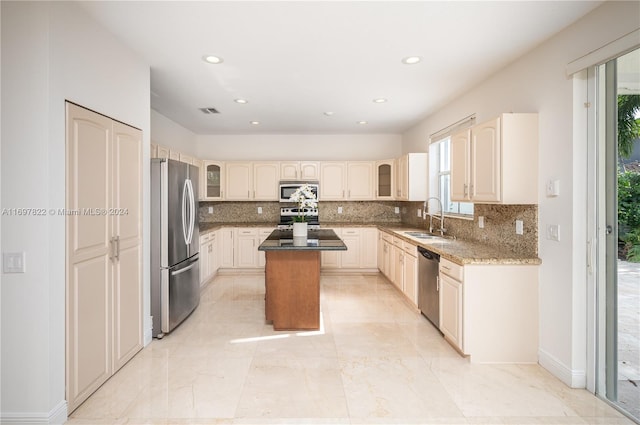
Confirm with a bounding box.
[1,1,150,421]
[196,133,402,161]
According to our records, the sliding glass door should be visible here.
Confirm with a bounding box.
[592,48,640,422]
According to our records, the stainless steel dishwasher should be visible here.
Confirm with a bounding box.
[417,246,441,330]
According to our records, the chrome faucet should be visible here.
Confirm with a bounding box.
[423,197,446,236]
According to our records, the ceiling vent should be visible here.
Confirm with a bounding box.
[200,107,220,114]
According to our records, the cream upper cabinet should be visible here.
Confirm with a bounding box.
[203,161,224,200]
[253,162,280,200]
[395,153,428,201]
[179,153,193,165]
[169,150,180,161]
[320,162,346,200]
[450,130,471,201]
[156,145,170,159]
[375,160,394,199]
[320,161,374,200]
[191,158,204,200]
[300,161,320,180]
[150,143,158,159]
[225,162,253,200]
[280,161,319,180]
[346,162,374,200]
[224,162,279,201]
[451,113,538,204]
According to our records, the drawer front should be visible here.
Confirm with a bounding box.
[237,228,258,236]
[440,258,463,281]
[341,228,359,236]
[200,233,211,244]
[392,237,403,248]
[402,241,417,257]
[381,231,393,243]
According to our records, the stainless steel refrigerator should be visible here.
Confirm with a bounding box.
[150,158,200,338]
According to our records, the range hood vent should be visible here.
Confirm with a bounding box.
[200,107,220,114]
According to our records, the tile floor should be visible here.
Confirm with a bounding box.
[67,273,636,425]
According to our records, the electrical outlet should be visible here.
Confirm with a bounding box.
[338,206,343,214]
[257,207,263,214]
[208,206,213,214]
[394,207,400,214]
[478,216,485,229]
[417,208,422,217]
[515,220,524,235]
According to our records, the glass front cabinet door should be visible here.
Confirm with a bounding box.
[376,160,394,199]
[203,161,224,200]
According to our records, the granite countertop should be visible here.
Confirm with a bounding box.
[199,222,541,265]
[378,226,542,266]
[258,229,347,251]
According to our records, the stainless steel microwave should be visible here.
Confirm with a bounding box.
[279,181,319,203]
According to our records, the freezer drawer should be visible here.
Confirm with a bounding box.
[152,255,200,337]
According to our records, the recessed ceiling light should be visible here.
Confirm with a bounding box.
[324,111,334,116]
[358,121,368,125]
[402,56,421,65]
[373,98,387,103]
[250,121,260,125]
[235,99,248,104]
[203,55,223,64]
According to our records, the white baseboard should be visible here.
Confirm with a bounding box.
[1,400,67,425]
[538,348,586,388]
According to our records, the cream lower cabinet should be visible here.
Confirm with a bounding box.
[378,231,418,306]
[402,241,418,306]
[439,259,464,352]
[199,231,218,286]
[235,228,259,268]
[219,228,235,268]
[321,227,378,270]
[221,227,274,269]
[439,258,539,363]
[66,103,143,413]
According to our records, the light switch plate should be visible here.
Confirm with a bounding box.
[417,209,422,217]
[547,224,560,241]
[257,207,263,214]
[3,252,26,273]
[338,206,343,214]
[546,180,560,197]
[478,216,485,228]
[208,206,213,214]
[515,220,524,235]
[394,207,400,214]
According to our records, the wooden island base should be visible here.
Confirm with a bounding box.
[265,250,321,330]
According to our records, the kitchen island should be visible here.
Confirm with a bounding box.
[258,229,347,330]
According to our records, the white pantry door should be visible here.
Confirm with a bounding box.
[66,103,113,412]
[66,103,143,412]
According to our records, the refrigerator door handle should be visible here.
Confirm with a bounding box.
[181,179,189,246]
[186,178,195,245]
[171,262,197,276]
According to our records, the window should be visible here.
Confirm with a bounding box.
[429,137,473,216]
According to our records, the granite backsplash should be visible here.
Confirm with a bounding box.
[401,202,538,257]
[199,200,538,256]
[198,201,403,225]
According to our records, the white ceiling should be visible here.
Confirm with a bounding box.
[78,1,603,135]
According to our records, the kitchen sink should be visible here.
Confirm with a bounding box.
[403,231,442,240]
